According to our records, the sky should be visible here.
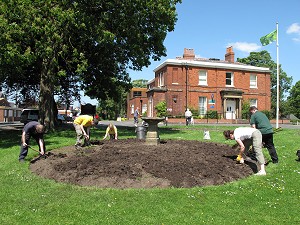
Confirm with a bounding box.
[79,0,300,106]
[129,0,300,84]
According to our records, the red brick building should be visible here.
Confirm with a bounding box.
[146,47,271,119]
[127,87,148,119]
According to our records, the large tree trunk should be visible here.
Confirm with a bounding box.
[39,61,56,131]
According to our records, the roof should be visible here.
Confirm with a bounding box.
[153,58,270,73]
[0,98,10,107]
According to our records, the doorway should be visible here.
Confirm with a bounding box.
[226,100,236,119]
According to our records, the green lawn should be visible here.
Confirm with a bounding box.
[0,124,299,224]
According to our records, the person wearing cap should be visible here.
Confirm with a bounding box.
[103,123,118,140]
[19,121,45,163]
[73,115,98,148]
[223,127,267,176]
[249,106,278,164]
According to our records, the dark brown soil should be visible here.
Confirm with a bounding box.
[30,139,257,189]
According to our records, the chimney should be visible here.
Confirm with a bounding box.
[225,46,235,63]
[183,48,195,60]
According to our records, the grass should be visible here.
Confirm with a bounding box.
[0,124,299,224]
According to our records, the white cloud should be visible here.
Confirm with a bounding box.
[292,38,300,42]
[227,42,261,53]
[287,23,300,34]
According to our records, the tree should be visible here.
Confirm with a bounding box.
[0,0,181,129]
[286,81,300,118]
[132,79,148,88]
[237,51,292,117]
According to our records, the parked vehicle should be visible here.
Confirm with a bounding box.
[57,114,65,124]
[20,109,65,124]
[20,109,39,124]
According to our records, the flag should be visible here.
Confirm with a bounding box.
[260,30,277,46]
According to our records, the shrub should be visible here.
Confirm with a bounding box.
[204,110,218,119]
[154,101,167,118]
[261,110,272,119]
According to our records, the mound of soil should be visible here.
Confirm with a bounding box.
[30,139,257,189]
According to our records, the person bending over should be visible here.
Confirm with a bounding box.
[103,123,118,140]
[73,115,98,148]
[223,127,267,176]
[19,121,45,163]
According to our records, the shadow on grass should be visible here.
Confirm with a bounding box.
[0,130,22,149]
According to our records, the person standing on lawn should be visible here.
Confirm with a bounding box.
[223,127,267,176]
[73,115,98,148]
[103,123,118,140]
[19,121,45,163]
[134,107,139,127]
[249,106,279,164]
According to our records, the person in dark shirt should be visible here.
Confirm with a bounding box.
[249,106,279,164]
[19,121,45,163]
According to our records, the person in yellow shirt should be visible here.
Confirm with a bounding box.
[103,123,118,140]
[73,115,98,148]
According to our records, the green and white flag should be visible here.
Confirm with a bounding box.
[260,30,277,46]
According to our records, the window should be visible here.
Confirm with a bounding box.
[199,70,207,85]
[250,74,257,88]
[133,91,142,97]
[142,104,147,115]
[199,97,207,115]
[131,105,134,114]
[158,72,164,87]
[249,99,257,108]
[226,72,234,86]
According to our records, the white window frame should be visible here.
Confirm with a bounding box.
[142,104,147,115]
[250,74,257,88]
[249,99,257,108]
[158,72,164,87]
[199,97,207,115]
[198,70,207,86]
[131,104,134,114]
[226,72,234,87]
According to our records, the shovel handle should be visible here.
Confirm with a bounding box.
[28,145,39,153]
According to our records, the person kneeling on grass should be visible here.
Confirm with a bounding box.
[223,127,267,176]
[103,123,118,140]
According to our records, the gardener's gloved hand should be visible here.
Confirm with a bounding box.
[236,154,244,164]
[236,154,242,161]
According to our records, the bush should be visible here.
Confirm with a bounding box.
[261,110,272,119]
[154,101,167,118]
[205,110,219,119]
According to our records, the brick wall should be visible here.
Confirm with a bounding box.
[129,47,271,119]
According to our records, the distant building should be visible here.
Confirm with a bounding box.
[0,98,22,122]
[146,47,271,119]
[127,87,148,119]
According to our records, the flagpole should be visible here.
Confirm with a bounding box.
[276,22,279,129]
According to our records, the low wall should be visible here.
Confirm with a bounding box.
[165,118,291,125]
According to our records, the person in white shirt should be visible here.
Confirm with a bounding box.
[223,127,266,176]
[185,108,192,126]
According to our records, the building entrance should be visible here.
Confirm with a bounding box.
[225,100,236,119]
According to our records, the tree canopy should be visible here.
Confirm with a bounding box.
[0,0,181,129]
[285,81,300,118]
[237,50,292,117]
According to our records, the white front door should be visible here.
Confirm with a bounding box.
[226,100,236,119]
